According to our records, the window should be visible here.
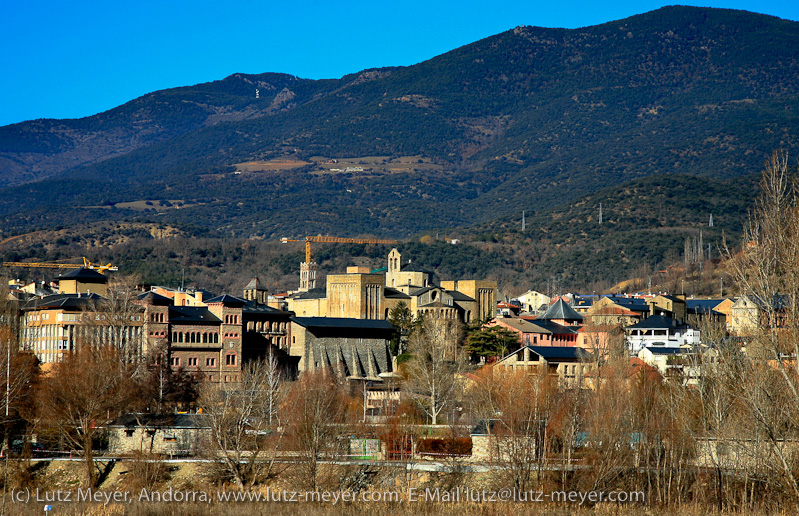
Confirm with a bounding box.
[170,357,180,367]
[206,357,216,367]
[226,354,236,366]
[188,357,198,367]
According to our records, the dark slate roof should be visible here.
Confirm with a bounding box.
[603,296,651,312]
[244,277,267,291]
[656,295,684,302]
[539,299,583,321]
[449,290,476,302]
[686,299,727,312]
[400,262,433,274]
[242,300,292,316]
[499,345,592,362]
[23,293,103,310]
[530,320,579,335]
[409,286,436,296]
[291,317,393,330]
[642,346,684,355]
[574,295,598,307]
[205,294,247,306]
[524,345,592,361]
[168,306,221,324]
[627,315,688,330]
[384,287,411,299]
[313,337,393,380]
[292,288,327,300]
[292,317,394,341]
[106,413,210,429]
[137,291,173,306]
[55,267,108,282]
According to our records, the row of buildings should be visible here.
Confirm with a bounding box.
[9,248,497,385]
[487,288,784,388]
[9,246,779,393]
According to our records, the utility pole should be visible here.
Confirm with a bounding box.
[599,203,603,225]
[698,260,703,294]
[522,211,526,232]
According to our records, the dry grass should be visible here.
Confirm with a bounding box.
[233,159,311,172]
[4,461,793,515]
[2,501,796,516]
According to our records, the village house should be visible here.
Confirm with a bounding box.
[647,294,687,323]
[625,315,701,354]
[493,345,594,389]
[729,294,788,335]
[105,413,210,457]
[686,298,733,328]
[513,290,551,314]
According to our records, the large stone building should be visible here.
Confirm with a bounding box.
[139,285,293,384]
[287,249,497,324]
[21,292,145,364]
[289,317,394,379]
[18,271,292,384]
[20,269,144,364]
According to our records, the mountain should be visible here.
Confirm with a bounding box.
[1,6,797,239]
[0,173,756,295]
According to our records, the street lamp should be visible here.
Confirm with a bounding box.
[452,406,462,425]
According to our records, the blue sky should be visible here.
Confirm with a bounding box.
[2,0,798,127]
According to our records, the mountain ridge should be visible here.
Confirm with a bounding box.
[0,5,797,239]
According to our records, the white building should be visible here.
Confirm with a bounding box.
[625,315,700,354]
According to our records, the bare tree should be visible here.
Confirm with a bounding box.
[81,275,145,363]
[142,339,199,413]
[581,356,636,493]
[403,316,465,425]
[725,151,799,510]
[199,358,284,489]
[473,367,558,491]
[263,350,281,426]
[0,327,37,453]
[282,369,347,490]
[37,346,138,487]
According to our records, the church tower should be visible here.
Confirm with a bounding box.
[387,248,402,287]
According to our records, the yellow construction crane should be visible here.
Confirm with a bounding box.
[280,235,398,263]
[2,257,118,274]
